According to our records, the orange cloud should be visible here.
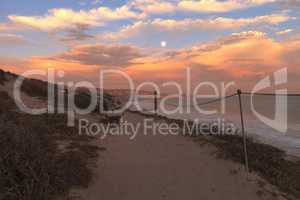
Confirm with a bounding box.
[0,57,31,75]
[0,33,26,45]
[1,31,300,91]
[29,57,98,72]
[0,43,145,80]
[0,23,29,32]
[276,28,293,35]
[52,44,144,67]
[177,31,284,76]
[125,57,188,80]
[122,31,300,84]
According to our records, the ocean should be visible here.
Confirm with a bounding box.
[130,94,300,157]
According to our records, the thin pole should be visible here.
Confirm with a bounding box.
[54,84,58,114]
[237,89,249,178]
[154,90,157,114]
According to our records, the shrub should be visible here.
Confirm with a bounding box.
[198,135,300,199]
[0,96,98,200]
[21,79,48,99]
[0,91,14,114]
[0,69,6,85]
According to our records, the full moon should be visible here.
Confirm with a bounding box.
[160,41,167,47]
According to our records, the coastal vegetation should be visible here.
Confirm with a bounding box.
[0,85,101,200]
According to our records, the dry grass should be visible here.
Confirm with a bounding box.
[196,135,300,199]
[0,91,99,200]
[0,91,14,114]
[0,69,6,85]
[21,78,49,99]
[19,77,111,112]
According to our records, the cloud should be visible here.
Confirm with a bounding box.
[178,0,275,13]
[187,32,283,75]
[99,13,294,41]
[173,30,267,54]
[129,0,276,15]
[2,32,300,92]
[2,1,295,43]
[122,31,287,84]
[0,57,29,68]
[6,5,142,41]
[0,23,32,32]
[164,31,300,89]
[276,28,293,35]
[129,0,176,15]
[0,23,13,31]
[57,24,94,41]
[126,30,299,83]
[8,6,141,32]
[0,57,32,75]
[0,33,26,45]
[277,0,300,8]
[48,44,144,67]
[167,31,268,58]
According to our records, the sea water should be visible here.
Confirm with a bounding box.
[130,95,300,157]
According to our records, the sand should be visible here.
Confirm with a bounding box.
[0,74,287,200]
[70,111,285,200]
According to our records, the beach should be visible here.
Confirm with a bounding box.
[1,71,299,200]
[71,111,286,200]
[130,95,300,157]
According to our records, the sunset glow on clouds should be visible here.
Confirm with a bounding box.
[8,6,142,32]
[0,0,300,92]
[177,0,275,13]
[98,13,294,41]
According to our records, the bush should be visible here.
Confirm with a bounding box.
[0,95,98,200]
[0,69,6,85]
[21,79,48,99]
[20,78,111,112]
[198,135,300,199]
[0,91,14,114]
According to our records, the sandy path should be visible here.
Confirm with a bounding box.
[71,112,281,200]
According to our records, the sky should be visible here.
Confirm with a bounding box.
[0,0,300,93]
